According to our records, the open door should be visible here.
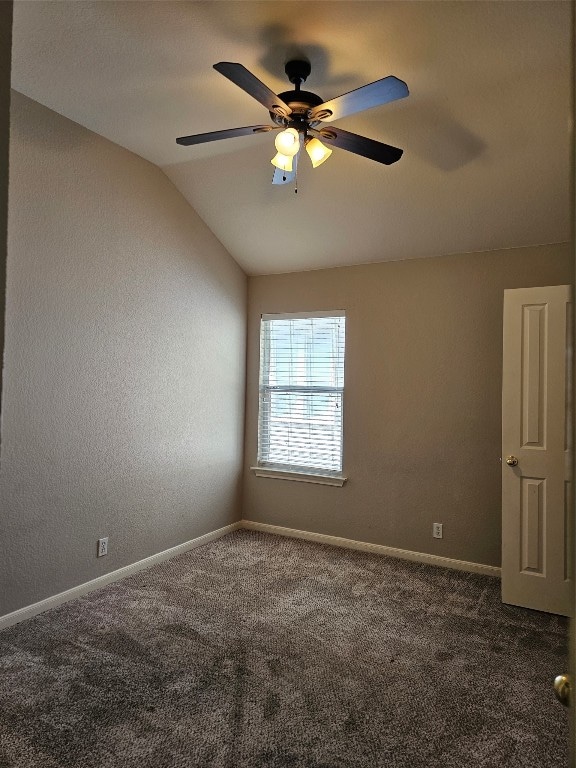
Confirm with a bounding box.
[502,285,572,616]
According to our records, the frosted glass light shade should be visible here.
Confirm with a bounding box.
[274,128,300,157]
[271,152,293,172]
[305,137,332,168]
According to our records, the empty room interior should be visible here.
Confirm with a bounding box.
[0,1,574,766]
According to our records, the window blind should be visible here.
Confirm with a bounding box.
[258,311,346,473]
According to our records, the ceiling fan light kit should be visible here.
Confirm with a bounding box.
[305,137,332,168]
[176,59,409,186]
[274,127,300,156]
[271,152,293,172]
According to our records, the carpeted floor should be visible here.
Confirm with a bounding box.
[0,530,569,767]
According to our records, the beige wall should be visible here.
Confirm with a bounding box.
[0,92,247,616]
[243,244,573,567]
[0,2,12,421]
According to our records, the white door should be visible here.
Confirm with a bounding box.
[502,285,572,616]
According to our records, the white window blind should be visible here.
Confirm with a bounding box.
[258,311,346,474]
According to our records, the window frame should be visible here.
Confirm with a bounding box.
[252,310,347,486]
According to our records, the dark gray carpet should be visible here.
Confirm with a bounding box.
[0,530,569,767]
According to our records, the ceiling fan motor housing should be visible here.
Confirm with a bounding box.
[271,90,324,126]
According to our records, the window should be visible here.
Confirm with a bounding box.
[255,311,346,484]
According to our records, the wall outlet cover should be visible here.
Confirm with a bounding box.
[433,523,443,539]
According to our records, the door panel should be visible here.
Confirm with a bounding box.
[520,476,544,574]
[521,302,545,447]
[502,285,572,616]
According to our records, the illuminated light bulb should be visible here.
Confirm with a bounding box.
[274,128,300,157]
[305,137,332,168]
[271,152,293,172]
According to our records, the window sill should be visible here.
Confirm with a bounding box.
[250,466,347,487]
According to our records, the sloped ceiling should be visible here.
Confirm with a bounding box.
[10,1,572,275]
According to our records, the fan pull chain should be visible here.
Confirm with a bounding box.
[294,152,299,194]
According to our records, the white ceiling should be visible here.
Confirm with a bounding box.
[11,1,572,275]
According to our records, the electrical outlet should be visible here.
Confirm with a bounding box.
[97,537,109,557]
[432,523,443,539]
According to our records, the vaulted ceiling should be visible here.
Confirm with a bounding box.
[10,1,572,275]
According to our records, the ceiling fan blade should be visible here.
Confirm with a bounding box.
[176,124,279,146]
[311,126,403,165]
[214,62,292,118]
[308,76,409,123]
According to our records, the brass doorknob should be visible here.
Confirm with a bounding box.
[554,674,571,706]
[505,456,518,467]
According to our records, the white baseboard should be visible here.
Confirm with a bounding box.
[241,520,501,578]
[0,522,242,631]
[0,518,500,631]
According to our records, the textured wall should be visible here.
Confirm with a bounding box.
[0,92,247,616]
[243,244,573,567]
[0,1,12,422]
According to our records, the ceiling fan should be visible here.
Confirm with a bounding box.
[176,60,409,185]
